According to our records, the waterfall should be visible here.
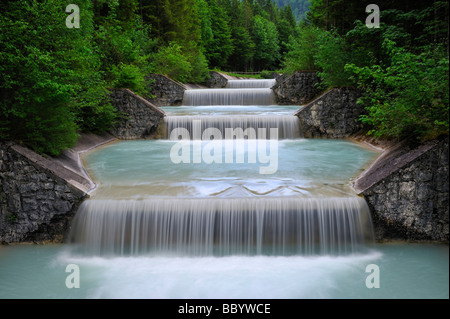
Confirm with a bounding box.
[71,77,376,259]
[227,79,276,89]
[182,88,276,106]
[69,197,374,257]
[163,115,302,140]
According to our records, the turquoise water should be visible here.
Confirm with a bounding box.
[0,243,448,299]
[82,139,379,199]
[1,99,447,300]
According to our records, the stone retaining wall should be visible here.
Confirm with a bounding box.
[0,142,91,244]
[295,87,365,138]
[272,71,321,105]
[354,136,449,242]
[205,71,230,88]
[110,88,165,139]
[145,74,187,106]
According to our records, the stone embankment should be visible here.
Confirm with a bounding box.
[206,71,234,88]
[0,136,104,243]
[272,71,322,105]
[295,87,365,138]
[145,73,187,106]
[110,88,165,139]
[353,136,449,242]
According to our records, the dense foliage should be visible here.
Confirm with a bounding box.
[0,0,299,155]
[282,0,449,141]
[274,0,310,22]
[1,0,448,155]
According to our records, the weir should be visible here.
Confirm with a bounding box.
[70,77,376,258]
[182,88,276,106]
[69,197,374,257]
[227,79,276,89]
[163,115,302,140]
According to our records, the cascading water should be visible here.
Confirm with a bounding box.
[163,115,302,139]
[182,88,276,106]
[68,78,377,258]
[227,79,276,88]
[69,197,374,257]
[1,78,448,300]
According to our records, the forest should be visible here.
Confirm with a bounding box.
[0,0,448,156]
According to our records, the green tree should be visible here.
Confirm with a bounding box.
[0,0,80,155]
[282,25,324,72]
[252,15,280,70]
[141,0,201,47]
[347,39,449,141]
[204,0,233,69]
[150,42,192,83]
[196,0,214,51]
[228,26,255,71]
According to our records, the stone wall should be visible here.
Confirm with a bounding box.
[354,136,449,242]
[205,71,238,88]
[145,74,187,106]
[110,88,166,139]
[295,87,365,138]
[272,71,322,105]
[0,142,91,244]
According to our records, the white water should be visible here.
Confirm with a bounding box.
[227,79,276,88]
[0,244,448,299]
[163,115,302,139]
[69,197,374,257]
[183,88,276,106]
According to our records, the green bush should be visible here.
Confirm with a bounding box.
[314,30,355,88]
[111,63,147,95]
[260,70,275,79]
[282,25,324,73]
[186,48,210,84]
[0,0,79,155]
[346,39,449,141]
[150,42,193,83]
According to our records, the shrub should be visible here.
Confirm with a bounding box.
[150,42,192,83]
[282,25,324,73]
[346,39,449,141]
[314,30,355,88]
[111,63,147,95]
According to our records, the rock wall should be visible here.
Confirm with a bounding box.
[145,74,187,106]
[295,87,365,138]
[206,71,229,88]
[354,136,449,242]
[205,71,240,88]
[110,88,166,139]
[0,142,92,244]
[272,71,322,105]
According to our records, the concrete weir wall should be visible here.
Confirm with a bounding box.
[0,142,93,244]
[354,136,449,242]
